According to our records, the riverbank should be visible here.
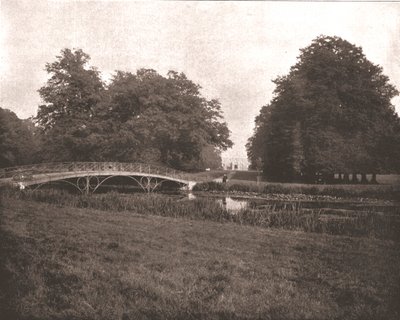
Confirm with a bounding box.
[193,189,399,205]
[1,198,399,319]
[3,189,399,240]
[193,179,400,201]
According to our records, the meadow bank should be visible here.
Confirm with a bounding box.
[3,189,400,241]
[1,195,400,320]
[193,179,400,201]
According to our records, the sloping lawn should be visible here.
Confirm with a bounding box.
[1,198,399,320]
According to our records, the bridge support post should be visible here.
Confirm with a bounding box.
[77,176,91,194]
[85,176,90,194]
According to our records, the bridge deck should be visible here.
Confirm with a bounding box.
[0,162,198,191]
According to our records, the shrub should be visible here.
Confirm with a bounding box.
[192,181,226,192]
[263,184,289,194]
[227,183,252,193]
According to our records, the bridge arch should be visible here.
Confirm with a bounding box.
[0,162,197,193]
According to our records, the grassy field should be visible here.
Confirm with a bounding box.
[194,172,400,200]
[1,196,400,320]
[376,174,400,185]
[229,171,400,185]
[189,170,227,181]
[228,171,260,181]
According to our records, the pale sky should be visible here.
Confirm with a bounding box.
[1,1,399,159]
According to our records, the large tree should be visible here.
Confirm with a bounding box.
[35,49,232,169]
[248,36,399,182]
[101,69,232,169]
[35,48,105,161]
[246,105,271,170]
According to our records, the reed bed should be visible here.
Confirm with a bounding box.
[3,188,399,241]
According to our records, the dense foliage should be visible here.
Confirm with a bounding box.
[34,49,232,170]
[35,49,105,162]
[247,36,400,182]
[0,108,40,168]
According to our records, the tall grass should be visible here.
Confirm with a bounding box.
[4,188,399,241]
[3,196,400,320]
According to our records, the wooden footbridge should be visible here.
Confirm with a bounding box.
[0,162,198,193]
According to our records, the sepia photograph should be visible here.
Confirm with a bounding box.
[0,1,399,319]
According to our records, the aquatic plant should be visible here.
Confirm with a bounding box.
[4,189,399,241]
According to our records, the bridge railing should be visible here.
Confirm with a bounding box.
[0,162,198,181]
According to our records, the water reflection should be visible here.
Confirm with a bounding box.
[187,193,248,211]
[182,193,395,214]
[217,197,248,211]
[186,193,394,214]
[187,192,197,200]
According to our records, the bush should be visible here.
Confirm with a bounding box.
[263,184,290,194]
[192,181,226,192]
[228,183,252,192]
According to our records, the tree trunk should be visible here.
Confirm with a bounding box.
[351,173,358,184]
[291,122,305,181]
[343,173,350,184]
[371,173,378,184]
[361,173,368,184]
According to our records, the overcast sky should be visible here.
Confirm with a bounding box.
[1,1,399,159]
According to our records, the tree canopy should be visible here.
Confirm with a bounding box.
[35,49,232,170]
[101,69,231,169]
[0,108,39,168]
[247,35,400,182]
[35,48,105,161]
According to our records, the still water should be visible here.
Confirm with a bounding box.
[187,193,247,211]
[188,193,297,212]
[217,197,249,211]
[186,193,396,213]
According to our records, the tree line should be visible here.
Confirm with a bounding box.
[247,36,400,183]
[1,49,233,170]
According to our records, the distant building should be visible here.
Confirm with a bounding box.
[221,157,249,170]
